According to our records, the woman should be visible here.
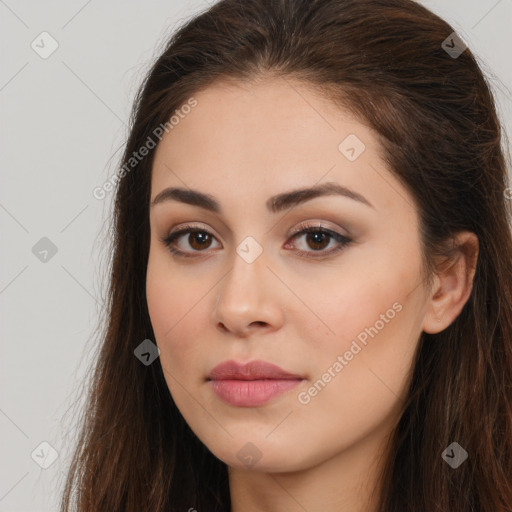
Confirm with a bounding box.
[61,0,512,510]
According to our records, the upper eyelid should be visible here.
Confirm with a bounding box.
[289,221,348,238]
[166,222,345,240]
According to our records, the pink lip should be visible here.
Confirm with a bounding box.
[207,360,304,407]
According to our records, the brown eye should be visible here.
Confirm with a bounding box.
[304,231,330,251]
[162,226,221,257]
[286,224,352,259]
[187,231,213,250]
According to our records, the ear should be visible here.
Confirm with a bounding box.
[422,231,479,334]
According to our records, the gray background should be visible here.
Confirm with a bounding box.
[1,0,511,510]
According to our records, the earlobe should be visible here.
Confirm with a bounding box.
[422,231,479,334]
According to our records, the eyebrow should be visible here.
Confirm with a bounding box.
[150,181,374,213]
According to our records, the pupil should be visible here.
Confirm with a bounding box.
[308,232,329,250]
[190,232,211,249]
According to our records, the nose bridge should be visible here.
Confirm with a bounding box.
[213,237,282,333]
[218,241,268,308]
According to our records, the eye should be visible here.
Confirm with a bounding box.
[284,221,352,259]
[161,223,220,258]
[160,221,352,259]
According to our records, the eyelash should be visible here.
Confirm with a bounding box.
[160,221,352,259]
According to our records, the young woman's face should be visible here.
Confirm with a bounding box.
[146,77,432,473]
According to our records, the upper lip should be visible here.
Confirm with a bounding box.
[207,359,304,381]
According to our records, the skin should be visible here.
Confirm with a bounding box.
[146,76,478,512]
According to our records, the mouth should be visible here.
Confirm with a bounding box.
[207,359,304,380]
[207,359,305,407]
[208,378,303,407]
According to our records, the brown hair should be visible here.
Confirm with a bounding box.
[60,0,512,510]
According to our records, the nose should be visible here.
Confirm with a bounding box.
[212,247,285,337]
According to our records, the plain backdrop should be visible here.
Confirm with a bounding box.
[1,0,511,510]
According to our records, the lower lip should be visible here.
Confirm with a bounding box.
[209,379,303,407]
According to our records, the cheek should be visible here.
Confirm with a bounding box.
[300,245,423,410]
[146,251,212,389]
[292,288,420,463]
[312,252,418,356]
[146,246,204,339]
[303,284,415,412]
[146,258,177,340]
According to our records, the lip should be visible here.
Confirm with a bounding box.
[207,359,304,407]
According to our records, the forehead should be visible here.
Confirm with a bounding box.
[150,76,407,216]
[154,77,373,164]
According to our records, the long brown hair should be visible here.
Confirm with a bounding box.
[60,0,512,510]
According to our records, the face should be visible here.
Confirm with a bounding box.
[146,76,432,473]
